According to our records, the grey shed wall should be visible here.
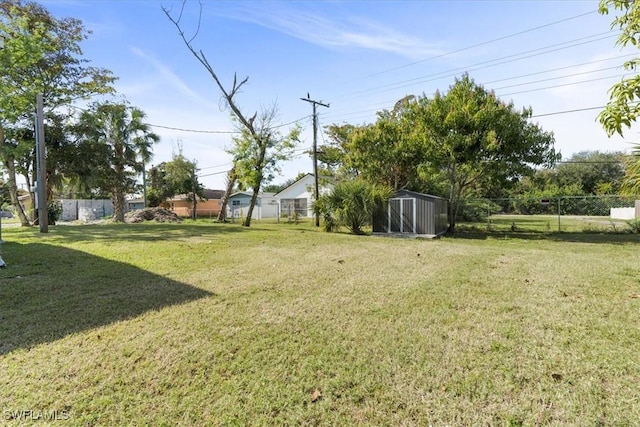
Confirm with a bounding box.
[373,190,448,236]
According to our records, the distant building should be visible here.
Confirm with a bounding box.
[167,189,225,218]
[227,192,278,220]
[274,173,333,218]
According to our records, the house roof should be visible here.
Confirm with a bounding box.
[273,173,312,197]
[273,173,334,197]
[170,189,225,201]
[228,191,276,199]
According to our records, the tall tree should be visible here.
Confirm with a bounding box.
[320,98,422,187]
[346,106,424,191]
[76,101,159,222]
[164,148,204,220]
[598,0,640,136]
[598,1,640,193]
[230,110,299,226]
[318,124,359,179]
[164,2,300,227]
[408,75,558,231]
[0,0,115,225]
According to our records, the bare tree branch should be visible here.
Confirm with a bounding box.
[162,2,257,136]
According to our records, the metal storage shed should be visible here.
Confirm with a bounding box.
[373,190,448,236]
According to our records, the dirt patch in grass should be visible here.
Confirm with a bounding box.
[124,207,182,223]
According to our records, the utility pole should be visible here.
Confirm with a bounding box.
[142,161,147,208]
[191,162,197,221]
[35,94,48,233]
[300,94,329,227]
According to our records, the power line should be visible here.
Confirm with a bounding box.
[146,123,238,134]
[531,106,606,118]
[498,74,624,97]
[324,57,633,123]
[198,170,230,178]
[358,10,598,79]
[483,54,634,86]
[330,31,618,102]
[147,115,309,134]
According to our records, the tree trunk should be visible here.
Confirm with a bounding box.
[113,188,125,222]
[217,167,236,222]
[5,157,31,226]
[113,200,125,221]
[243,182,261,227]
[243,139,268,227]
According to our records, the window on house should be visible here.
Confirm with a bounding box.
[280,198,307,217]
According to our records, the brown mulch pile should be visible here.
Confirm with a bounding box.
[124,207,183,223]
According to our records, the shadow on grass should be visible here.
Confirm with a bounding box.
[40,221,276,244]
[0,242,213,355]
[448,229,640,244]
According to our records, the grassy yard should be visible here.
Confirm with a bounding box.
[1,221,639,425]
[462,214,634,234]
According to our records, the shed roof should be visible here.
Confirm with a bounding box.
[393,189,446,201]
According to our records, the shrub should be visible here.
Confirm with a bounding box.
[48,200,63,225]
[459,199,501,222]
[627,218,640,234]
[315,180,392,235]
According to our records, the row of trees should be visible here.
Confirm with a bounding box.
[0,0,303,228]
[0,1,164,224]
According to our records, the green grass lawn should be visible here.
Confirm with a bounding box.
[462,214,634,234]
[1,221,639,425]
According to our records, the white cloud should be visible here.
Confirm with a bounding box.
[129,46,216,109]
[217,3,443,60]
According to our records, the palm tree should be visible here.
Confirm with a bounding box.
[77,101,159,222]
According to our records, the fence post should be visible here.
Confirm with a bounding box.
[557,197,561,232]
[487,202,491,229]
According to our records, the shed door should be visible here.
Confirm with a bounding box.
[388,198,416,233]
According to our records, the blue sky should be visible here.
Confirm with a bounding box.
[41,0,637,189]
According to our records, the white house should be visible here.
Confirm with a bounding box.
[274,174,333,218]
[226,192,279,220]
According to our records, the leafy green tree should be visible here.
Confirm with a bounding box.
[230,109,300,226]
[165,148,204,220]
[0,125,35,222]
[598,0,640,136]
[599,1,640,194]
[147,163,170,207]
[553,151,625,194]
[320,98,424,189]
[0,0,115,225]
[318,124,358,179]
[315,180,392,235]
[75,101,159,222]
[148,148,204,209]
[164,4,301,227]
[621,146,640,193]
[407,75,558,231]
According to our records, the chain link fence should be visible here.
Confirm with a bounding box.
[459,195,640,233]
